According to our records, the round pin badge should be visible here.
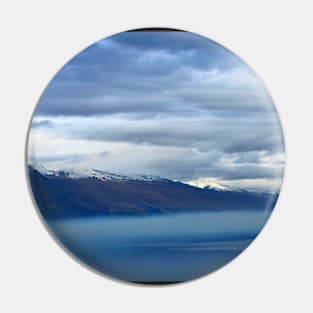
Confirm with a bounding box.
[27,28,285,284]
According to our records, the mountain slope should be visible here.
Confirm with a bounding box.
[28,166,279,220]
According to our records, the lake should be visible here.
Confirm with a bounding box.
[48,209,272,283]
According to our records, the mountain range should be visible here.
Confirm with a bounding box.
[28,165,279,220]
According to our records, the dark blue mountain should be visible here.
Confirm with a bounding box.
[28,165,279,220]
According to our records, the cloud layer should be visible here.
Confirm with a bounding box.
[28,30,285,191]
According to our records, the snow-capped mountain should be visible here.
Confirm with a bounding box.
[28,165,279,219]
[86,169,169,183]
[203,182,233,192]
[185,179,234,191]
[30,165,169,184]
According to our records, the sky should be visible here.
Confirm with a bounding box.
[28,30,285,191]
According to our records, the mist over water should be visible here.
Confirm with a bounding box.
[49,209,272,282]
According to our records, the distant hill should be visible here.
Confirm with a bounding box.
[28,165,279,220]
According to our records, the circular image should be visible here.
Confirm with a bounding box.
[27,28,285,284]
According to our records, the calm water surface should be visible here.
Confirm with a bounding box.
[49,210,272,283]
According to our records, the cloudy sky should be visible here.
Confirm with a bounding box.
[28,30,285,191]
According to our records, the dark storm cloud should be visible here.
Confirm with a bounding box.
[35,31,261,118]
[36,85,271,118]
[64,115,283,154]
[110,31,236,68]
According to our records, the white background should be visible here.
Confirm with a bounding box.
[1,1,312,312]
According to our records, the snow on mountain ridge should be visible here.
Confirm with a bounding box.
[185,178,233,191]
[29,165,168,183]
[86,169,168,183]
[29,165,274,193]
[203,181,233,192]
